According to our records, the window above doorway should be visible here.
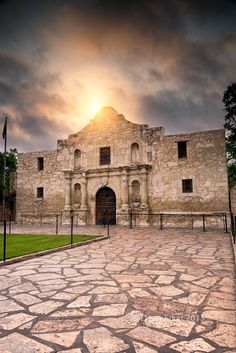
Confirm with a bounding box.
[100,147,111,165]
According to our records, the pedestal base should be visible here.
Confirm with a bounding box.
[139,205,150,226]
[117,209,130,226]
[62,209,89,225]
[62,210,72,225]
[75,209,89,225]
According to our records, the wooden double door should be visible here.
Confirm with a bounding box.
[96,187,116,225]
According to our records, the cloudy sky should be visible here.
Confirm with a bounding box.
[0,0,236,152]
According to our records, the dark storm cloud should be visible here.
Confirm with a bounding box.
[138,90,222,133]
[62,2,235,81]
[179,0,236,22]
[0,0,60,51]
[62,0,186,57]
[0,51,67,151]
[61,0,236,128]
[8,114,62,152]
[0,0,236,151]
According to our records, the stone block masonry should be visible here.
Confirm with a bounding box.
[16,107,229,226]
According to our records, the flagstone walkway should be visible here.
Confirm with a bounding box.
[0,227,235,352]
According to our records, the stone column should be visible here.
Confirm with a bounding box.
[122,169,129,210]
[81,172,88,209]
[64,171,72,211]
[141,167,148,207]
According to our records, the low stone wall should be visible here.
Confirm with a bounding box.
[15,211,229,231]
[131,212,229,230]
[16,213,60,225]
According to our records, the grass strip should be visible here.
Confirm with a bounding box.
[0,234,99,260]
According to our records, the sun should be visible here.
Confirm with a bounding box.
[91,102,101,115]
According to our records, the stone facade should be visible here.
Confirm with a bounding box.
[230,184,236,215]
[16,107,229,227]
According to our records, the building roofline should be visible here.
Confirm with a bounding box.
[165,128,225,137]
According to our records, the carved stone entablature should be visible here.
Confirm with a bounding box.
[83,164,152,178]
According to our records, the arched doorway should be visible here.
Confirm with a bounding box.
[96,187,116,225]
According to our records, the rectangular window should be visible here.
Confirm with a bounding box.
[37,187,44,198]
[178,141,187,158]
[100,147,110,165]
[182,179,193,193]
[37,157,44,171]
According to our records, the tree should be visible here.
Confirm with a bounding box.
[223,83,236,188]
[0,148,17,207]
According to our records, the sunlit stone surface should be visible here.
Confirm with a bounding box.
[0,226,235,352]
[128,326,176,347]
[0,333,53,353]
[170,338,215,352]
[83,327,129,353]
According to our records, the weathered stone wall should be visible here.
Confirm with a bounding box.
[150,130,229,212]
[16,150,65,220]
[16,107,229,226]
[230,184,236,214]
[57,107,164,171]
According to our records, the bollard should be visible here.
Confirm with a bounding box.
[129,212,133,229]
[56,214,59,235]
[191,213,193,230]
[160,213,163,230]
[70,215,74,246]
[202,214,206,232]
[225,214,228,233]
[3,220,7,261]
[229,213,234,238]
[234,216,236,244]
[107,217,110,236]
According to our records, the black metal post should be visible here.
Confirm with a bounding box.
[230,213,234,235]
[225,214,228,233]
[134,212,137,227]
[9,215,11,234]
[56,215,59,235]
[129,211,133,229]
[70,215,74,245]
[2,117,7,260]
[107,216,110,236]
[3,220,7,261]
[191,213,193,229]
[202,214,206,232]
[234,216,236,244]
[160,213,163,230]
[2,117,7,233]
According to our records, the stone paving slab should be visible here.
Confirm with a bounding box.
[0,226,236,352]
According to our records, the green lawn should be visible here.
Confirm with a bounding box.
[0,234,99,260]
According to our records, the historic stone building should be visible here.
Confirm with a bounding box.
[16,107,229,226]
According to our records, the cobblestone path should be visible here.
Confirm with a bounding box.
[0,228,235,352]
